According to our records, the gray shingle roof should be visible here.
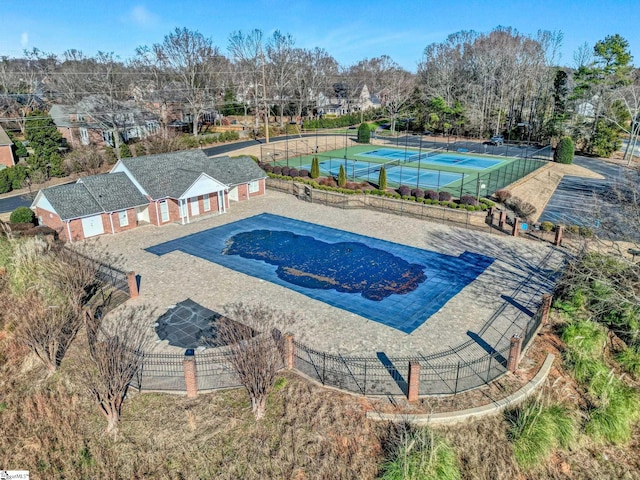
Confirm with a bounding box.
[41,172,149,221]
[118,150,266,200]
[78,172,149,213]
[41,183,104,220]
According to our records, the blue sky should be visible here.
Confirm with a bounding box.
[0,0,637,71]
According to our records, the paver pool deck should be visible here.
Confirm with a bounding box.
[94,190,567,358]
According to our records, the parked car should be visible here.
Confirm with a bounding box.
[487,135,504,146]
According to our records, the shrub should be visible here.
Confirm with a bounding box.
[554,136,575,164]
[540,221,554,232]
[263,165,274,173]
[357,122,370,143]
[397,185,411,197]
[506,197,537,220]
[298,169,309,178]
[410,188,424,199]
[0,169,11,194]
[424,189,438,201]
[494,189,512,203]
[10,206,36,224]
[310,157,320,179]
[119,143,132,158]
[506,401,576,470]
[281,166,291,177]
[288,168,299,178]
[380,424,460,480]
[459,195,479,206]
[438,191,452,202]
[272,166,282,175]
[337,164,347,187]
[378,166,387,190]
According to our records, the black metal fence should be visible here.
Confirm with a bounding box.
[268,177,503,236]
[129,298,544,397]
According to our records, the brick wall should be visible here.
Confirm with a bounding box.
[0,145,15,168]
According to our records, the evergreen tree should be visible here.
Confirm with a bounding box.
[0,169,10,194]
[338,164,346,187]
[554,137,575,164]
[378,166,387,190]
[119,143,132,158]
[24,110,63,179]
[357,123,370,143]
[310,156,320,179]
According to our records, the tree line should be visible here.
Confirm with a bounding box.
[0,26,638,160]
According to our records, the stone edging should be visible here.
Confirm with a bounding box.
[366,353,555,425]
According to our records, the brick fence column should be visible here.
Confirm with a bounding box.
[127,271,139,299]
[507,334,523,373]
[284,333,295,370]
[183,350,198,398]
[540,293,553,325]
[407,362,421,402]
[512,217,521,237]
[554,225,564,246]
[498,211,507,229]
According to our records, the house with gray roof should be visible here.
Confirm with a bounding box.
[50,95,160,149]
[31,172,149,241]
[31,150,267,241]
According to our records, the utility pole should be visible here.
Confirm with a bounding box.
[260,46,269,144]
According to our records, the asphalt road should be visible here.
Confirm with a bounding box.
[0,191,36,214]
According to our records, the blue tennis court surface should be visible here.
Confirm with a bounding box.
[357,148,504,170]
[299,159,462,189]
[145,214,494,334]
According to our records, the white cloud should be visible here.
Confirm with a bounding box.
[20,32,28,47]
[126,5,159,27]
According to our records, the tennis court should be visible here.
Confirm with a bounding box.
[304,159,463,189]
[357,148,504,170]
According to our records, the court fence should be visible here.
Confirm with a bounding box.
[128,292,553,398]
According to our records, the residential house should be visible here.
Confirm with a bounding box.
[315,85,381,117]
[0,125,16,168]
[50,95,160,148]
[32,150,267,241]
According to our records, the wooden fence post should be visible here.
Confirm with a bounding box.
[512,217,521,237]
[285,333,294,370]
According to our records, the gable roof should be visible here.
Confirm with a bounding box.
[0,125,13,146]
[116,150,266,200]
[35,172,148,221]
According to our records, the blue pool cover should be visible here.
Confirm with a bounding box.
[145,214,494,334]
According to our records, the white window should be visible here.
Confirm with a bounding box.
[159,200,170,223]
[77,113,85,122]
[203,193,211,211]
[79,127,90,145]
[102,130,114,147]
[146,120,159,135]
[118,210,129,227]
[249,181,260,193]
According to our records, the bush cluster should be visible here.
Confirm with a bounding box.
[459,195,479,206]
[506,196,536,220]
[494,189,512,203]
[10,206,36,224]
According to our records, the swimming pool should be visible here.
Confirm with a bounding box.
[357,148,504,170]
[146,214,494,334]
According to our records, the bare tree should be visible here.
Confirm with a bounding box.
[150,28,224,136]
[266,31,296,127]
[214,303,295,420]
[63,144,107,175]
[6,240,101,372]
[84,306,149,436]
[228,29,264,129]
[10,290,79,372]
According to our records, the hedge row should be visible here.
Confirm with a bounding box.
[267,173,491,210]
